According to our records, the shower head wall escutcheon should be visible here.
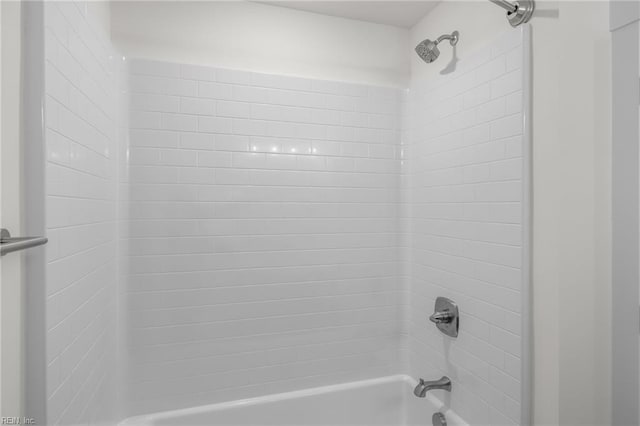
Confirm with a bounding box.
[415,31,459,64]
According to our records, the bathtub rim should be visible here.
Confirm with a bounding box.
[119,374,467,426]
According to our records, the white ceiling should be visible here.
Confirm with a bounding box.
[258,1,440,28]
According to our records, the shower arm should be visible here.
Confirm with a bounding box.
[435,32,459,46]
[488,0,534,27]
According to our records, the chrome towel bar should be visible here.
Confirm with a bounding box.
[0,228,47,256]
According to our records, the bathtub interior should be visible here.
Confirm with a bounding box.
[120,376,467,426]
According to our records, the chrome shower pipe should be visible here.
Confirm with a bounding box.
[489,0,517,13]
[489,0,534,27]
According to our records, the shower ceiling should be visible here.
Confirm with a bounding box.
[257,1,440,27]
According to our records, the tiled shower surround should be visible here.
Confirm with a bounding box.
[43,3,120,424]
[404,29,527,425]
[41,5,528,423]
[125,59,406,414]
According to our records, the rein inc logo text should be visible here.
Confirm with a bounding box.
[1,418,35,425]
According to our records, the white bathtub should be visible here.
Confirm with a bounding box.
[120,375,467,426]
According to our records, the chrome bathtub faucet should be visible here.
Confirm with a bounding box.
[413,376,452,398]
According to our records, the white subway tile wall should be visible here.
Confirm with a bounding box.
[43,2,121,425]
[403,28,526,425]
[125,59,406,415]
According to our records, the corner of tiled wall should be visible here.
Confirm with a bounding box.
[43,2,124,424]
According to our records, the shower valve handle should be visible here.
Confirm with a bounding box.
[429,312,454,324]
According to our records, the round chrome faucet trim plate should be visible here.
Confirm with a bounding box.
[432,412,447,426]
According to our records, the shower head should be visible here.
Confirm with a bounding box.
[415,31,459,64]
[415,39,440,64]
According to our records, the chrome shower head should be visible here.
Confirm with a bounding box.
[415,39,440,63]
[415,31,459,64]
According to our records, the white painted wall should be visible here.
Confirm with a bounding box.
[110,1,410,88]
[609,2,639,424]
[553,5,611,426]
[410,1,611,425]
[1,2,4,414]
[0,0,23,418]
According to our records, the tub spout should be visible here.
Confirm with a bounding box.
[413,376,452,398]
